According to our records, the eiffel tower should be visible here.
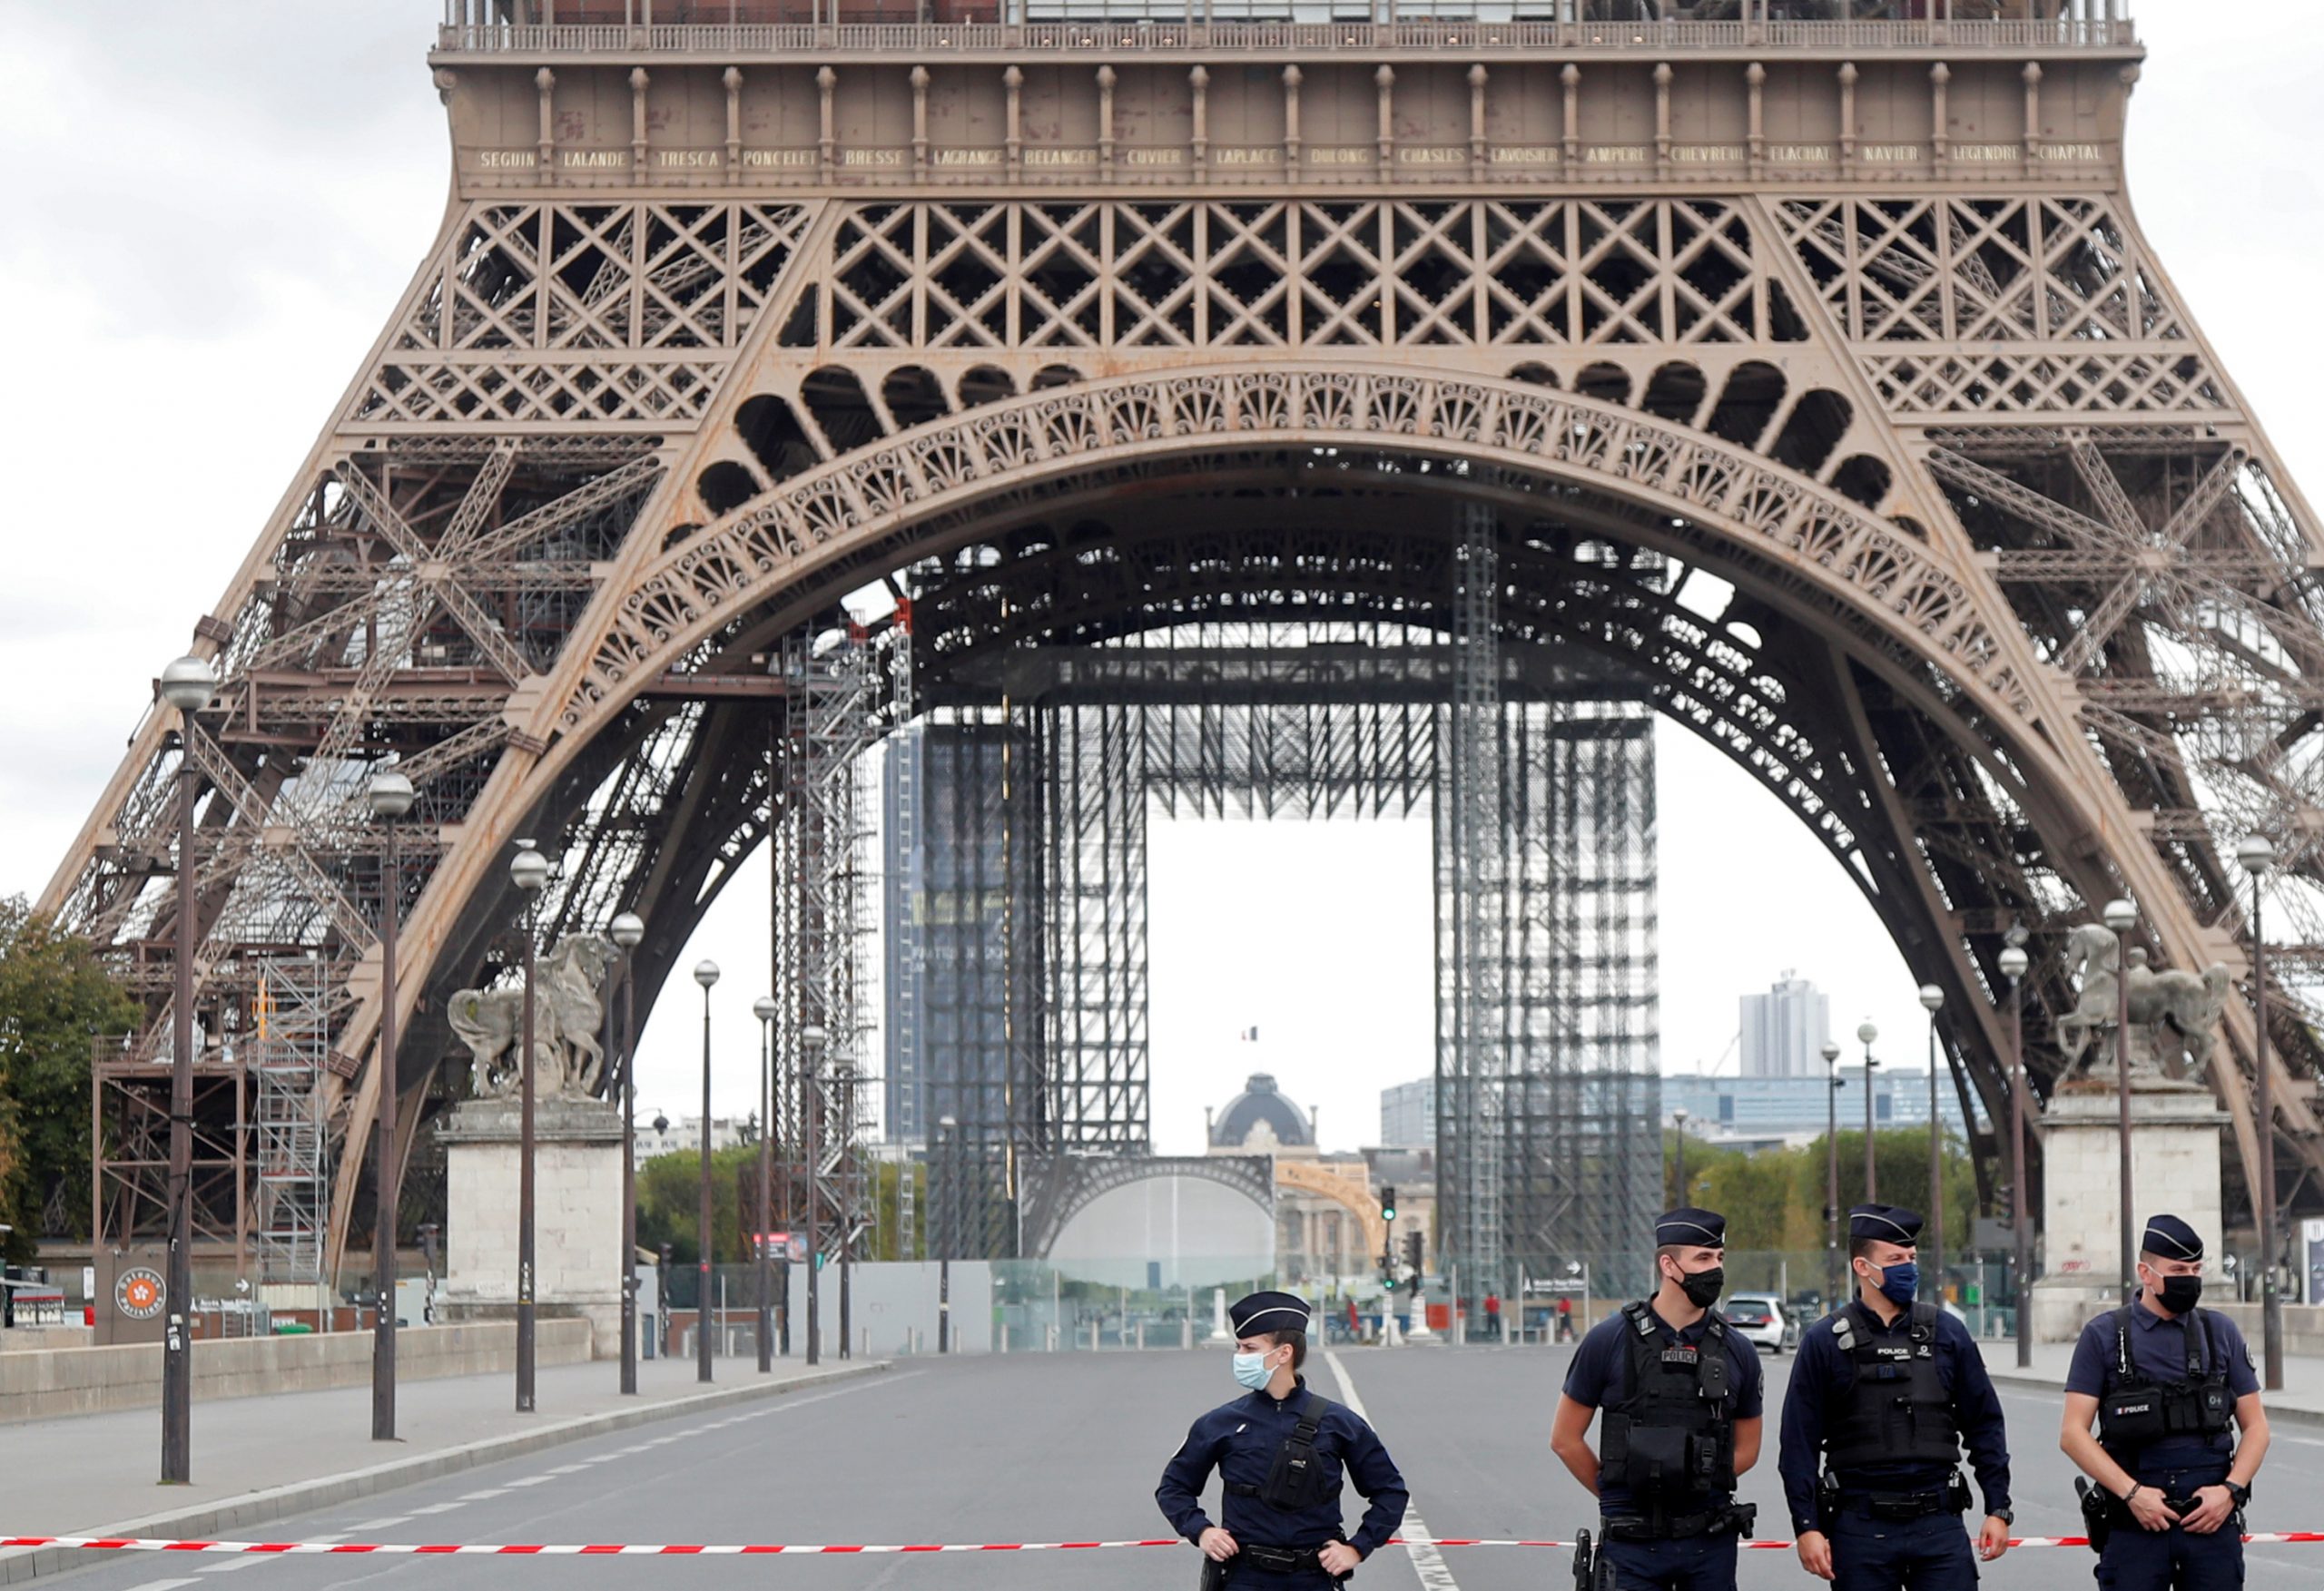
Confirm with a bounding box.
[46,0,2324,1293]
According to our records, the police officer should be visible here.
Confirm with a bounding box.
[1778,1204,2013,1590]
[2061,1213,2271,1591]
[1549,1206,1765,1591]
[1157,1291,1409,1586]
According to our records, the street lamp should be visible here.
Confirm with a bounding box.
[1998,927,2032,1370]
[802,1024,828,1367]
[753,995,779,1375]
[1821,1039,1843,1315]
[1857,1020,1880,1201]
[2238,835,2282,1390]
[1918,984,1946,1290]
[692,958,721,1384]
[1671,1107,1690,1199]
[366,769,415,1442]
[936,1115,957,1354]
[2102,897,2138,1304]
[508,840,551,1414]
[158,653,216,1486]
[608,910,645,1395]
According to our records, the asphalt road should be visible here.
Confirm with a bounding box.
[36,1344,2324,1591]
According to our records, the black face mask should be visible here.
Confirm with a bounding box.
[2156,1272,2203,1314]
[1674,1265,1725,1309]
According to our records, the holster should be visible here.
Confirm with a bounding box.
[2075,1478,2112,1557]
[1201,1552,1229,1591]
[1817,1473,1842,1533]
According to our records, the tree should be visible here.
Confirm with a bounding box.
[0,898,139,1262]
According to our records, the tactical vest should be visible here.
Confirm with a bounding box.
[2096,1306,2233,1465]
[1599,1301,1738,1502]
[1823,1301,1961,1472]
[1226,1390,1341,1512]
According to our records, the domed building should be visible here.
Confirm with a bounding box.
[1207,1073,1318,1157]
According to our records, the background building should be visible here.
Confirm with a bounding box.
[1379,1076,1435,1149]
[1662,1068,1974,1152]
[1739,971,1830,1079]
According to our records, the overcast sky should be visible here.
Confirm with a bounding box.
[4,2,2319,1158]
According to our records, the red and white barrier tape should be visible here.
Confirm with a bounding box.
[13,1533,2324,1557]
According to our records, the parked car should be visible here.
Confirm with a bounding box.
[1722,1291,1797,1354]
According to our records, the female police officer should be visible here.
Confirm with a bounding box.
[1157,1291,1409,1586]
[2060,1213,2270,1591]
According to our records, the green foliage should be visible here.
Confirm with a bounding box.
[0,897,139,1262]
[634,1143,923,1264]
[1664,1125,1980,1270]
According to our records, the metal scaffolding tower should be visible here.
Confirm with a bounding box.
[251,958,331,1288]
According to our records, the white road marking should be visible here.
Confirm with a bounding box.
[193,1559,262,1575]
[458,1489,509,1501]
[409,1503,467,1516]
[123,1578,201,1591]
[351,1517,411,1530]
[503,1476,556,1488]
[1323,1349,1462,1591]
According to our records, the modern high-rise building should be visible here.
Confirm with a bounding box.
[1379,1077,1436,1150]
[1739,971,1830,1080]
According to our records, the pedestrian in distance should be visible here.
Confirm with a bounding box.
[1778,1203,2014,1591]
[2059,1213,2270,1591]
[1156,1291,1409,1588]
[1550,1206,1765,1591]
[1558,1293,1577,1343]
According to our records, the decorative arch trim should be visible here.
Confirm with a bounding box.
[555,364,2034,742]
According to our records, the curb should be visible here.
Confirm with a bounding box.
[1986,1368,2324,1429]
[0,1360,891,1586]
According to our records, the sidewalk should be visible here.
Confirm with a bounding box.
[0,1350,887,1584]
[1978,1339,2324,1425]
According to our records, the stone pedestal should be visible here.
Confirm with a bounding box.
[2033,1083,2229,1342]
[438,1096,625,1359]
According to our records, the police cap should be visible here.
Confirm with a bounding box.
[1654,1206,1727,1247]
[1847,1203,1924,1244]
[2141,1213,2204,1262]
[1228,1291,1311,1338]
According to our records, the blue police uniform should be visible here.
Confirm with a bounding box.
[1777,1205,2013,1591]
[1157,1292,1408,1588]
[1562,1298,1766,1591]
[2064,1215,2260,1591]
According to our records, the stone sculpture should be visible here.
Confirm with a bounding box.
[2053,921,2230,1084]
[447,932,621,1099]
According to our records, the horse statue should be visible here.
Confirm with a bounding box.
[447,932,621,1099]
[2054,921,2231,1084]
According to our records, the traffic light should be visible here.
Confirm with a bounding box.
[1403,1228,1423,1272]
[1379,1184,1398,1223]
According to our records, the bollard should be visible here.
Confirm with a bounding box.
[1000,1322,1011,1353]
[1090,1319,1100,1352]
[1182,1317,1192,1350]
[1136,1321,1145,1351]
[1046,1323,1058,1352]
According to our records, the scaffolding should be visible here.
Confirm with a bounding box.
[251,958,331,1287]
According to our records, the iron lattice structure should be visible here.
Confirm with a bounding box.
[46,5,2324,1287]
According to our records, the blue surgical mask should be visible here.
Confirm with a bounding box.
[1876,1262,1919,1307]
[1232,1350,1275,1390]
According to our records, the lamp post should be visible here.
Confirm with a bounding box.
[158,653,216,1485]
[1671,1107,1689,1199]
[803,1024,827,1367]
[609,911,645,1395]
[753,995,779,1375]
[2102,897,2138,1304]
[1821,1038,1842,1315]
[366,769,415,1442]
[936,1115,956,1355]
[2237,836,2282,1391]
[836,1059,857,1360]
[1998,928,2032,1370]
[1918,984,1945,1290]
[508,840,550,1414]
[1857,1020,1879,1200]
[692,959,720,1383]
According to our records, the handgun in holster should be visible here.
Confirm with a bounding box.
[1200,1551,1229,1591]
[1572,1527,1597,1591]
[1817,1472,1843,1533]
[2074,1478,2111,1556]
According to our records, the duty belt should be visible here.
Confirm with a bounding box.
[1842,1489,1957,1521]
[1236,1543,1333,1576]
[1600,1503,1757,1542]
